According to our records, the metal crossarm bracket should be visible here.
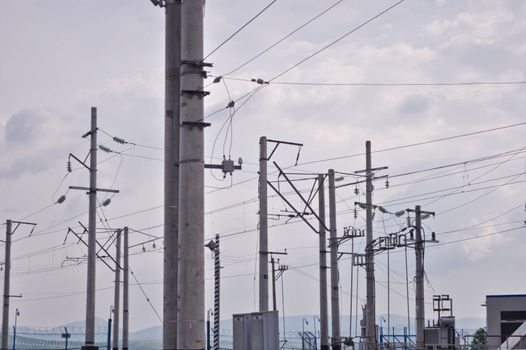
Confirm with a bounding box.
[181,89,211,97]
[181,121,211,128]
[181,60,213,68]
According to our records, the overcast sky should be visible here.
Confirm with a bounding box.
[1,0,526,334]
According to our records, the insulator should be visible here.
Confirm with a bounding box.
[142,245,146,252]
[354,208,358,219]
[113,136,126,144]
[67,160,72,173]
[407,216,411,226]
[385,178,390,189]
[226,100,235,108]
[354,186,359,195]
[99,145,112,153]
[213,76,222,83]
[152,242,156,249]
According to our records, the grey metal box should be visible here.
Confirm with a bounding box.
[233,311,279,350]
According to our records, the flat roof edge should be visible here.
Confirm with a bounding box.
[486,294,526,298]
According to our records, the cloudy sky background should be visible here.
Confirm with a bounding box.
[1,0,526,334]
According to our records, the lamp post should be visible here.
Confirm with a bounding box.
[302,318,309,350]
[314,316,321,350]
[12,309,19,350]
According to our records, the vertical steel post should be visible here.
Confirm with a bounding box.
[271,257,277,311]
[328,170,340,350]
[259,136,269,312]
[318,175,329,350]
[164,0,182,349]
[123,227,129,350]
[365,140,377,350]
[112,230,121,350]
[415,206,425,350]
[1,220,11,350]
[84,107,98,350]
[177,0,206,347]
[106,317,112,350]
[213,234,220,350]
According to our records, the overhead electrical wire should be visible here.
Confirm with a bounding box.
[203,0,406,120]
[202,0,279,62]
[224,76,526,88]
[220,0,344,77]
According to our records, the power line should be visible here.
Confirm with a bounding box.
[203,0,405,121]
[220,0,344,77]
[267,0,406,82]
[225,76,526,87]
[202,0,279,61]
[298,121,526,166]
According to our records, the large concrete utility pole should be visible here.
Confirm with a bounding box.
[328,170,341,350]
[318,175,329,350]
[259,136,269,312]
[1,220,12,350]
[112,229,121,350]
[163,0,182,349]
[408,205,435,350]
[354,141,387,350]
[122,227,129,350]
[177,0,206,348]
[364,141,376,350]
[85,107,99,350]
[414,205,424,350]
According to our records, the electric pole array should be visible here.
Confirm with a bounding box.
[163,0,182,348]
[328,170,341,350]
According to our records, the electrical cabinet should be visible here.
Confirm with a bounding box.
[232,311,279,350]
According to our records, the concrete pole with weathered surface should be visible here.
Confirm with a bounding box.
[259,136,269,312]
[1,220,12,350]
[177,0,206,348]
[164,0,182,349]
[112,230,121,350]
[318,175,329,350]
[328,169,341,350]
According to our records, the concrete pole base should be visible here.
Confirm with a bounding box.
[81,346,98,350]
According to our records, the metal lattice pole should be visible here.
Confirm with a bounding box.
[213,234,220,350]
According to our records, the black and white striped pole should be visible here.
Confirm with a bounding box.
[206,235,221,350]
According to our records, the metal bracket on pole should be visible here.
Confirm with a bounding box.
[273,162,329,232]
[267,181,319,234]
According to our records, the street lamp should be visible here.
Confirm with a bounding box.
[313,316,321,350]
[302,318,309,350]
[12,308,19,350]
